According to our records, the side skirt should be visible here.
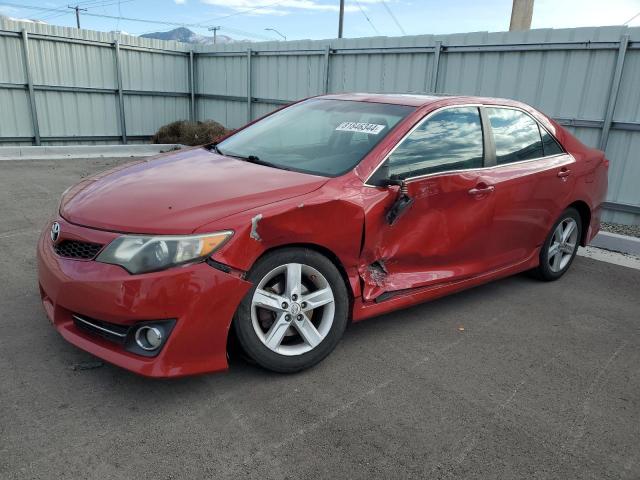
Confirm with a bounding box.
[351,249,540,322]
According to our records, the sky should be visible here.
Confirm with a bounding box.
[0,0,639,41]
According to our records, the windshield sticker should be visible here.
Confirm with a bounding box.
[335,122,386,135]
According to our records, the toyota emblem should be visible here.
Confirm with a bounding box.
[50,222,61,243]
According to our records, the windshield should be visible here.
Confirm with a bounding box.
[217,99,415,177]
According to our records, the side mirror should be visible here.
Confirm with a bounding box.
[371,163,392,187]
[383,175,413,226]
[380,174,403,188]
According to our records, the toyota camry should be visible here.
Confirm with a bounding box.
[37,93,608,377]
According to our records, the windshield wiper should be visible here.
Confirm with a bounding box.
[225,153,291,171]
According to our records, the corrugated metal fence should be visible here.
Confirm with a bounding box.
[0,18,638,224]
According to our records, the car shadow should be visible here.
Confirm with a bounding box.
[81,269,543,398]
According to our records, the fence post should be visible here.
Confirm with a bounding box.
[189,50,196,121]
[113,39,127,144]
[600,34,629,151]
[427,40,442,93]
[20,29,40,146]
[246,48,252,123]
[323,45,331,94]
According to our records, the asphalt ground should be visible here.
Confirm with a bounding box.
[0,158,639,480]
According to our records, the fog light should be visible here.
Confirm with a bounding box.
[135,325,164,351]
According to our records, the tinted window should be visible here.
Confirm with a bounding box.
[218,99,414,177]
[486,108,544,164]
[383,107,484,180]
[540,128,564,156]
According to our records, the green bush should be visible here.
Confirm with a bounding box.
[152,120,229,146]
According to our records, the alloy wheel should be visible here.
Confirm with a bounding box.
[547,217,579,273]
[250,263,335,356]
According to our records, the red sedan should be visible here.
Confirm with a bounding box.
[37,94,608,377]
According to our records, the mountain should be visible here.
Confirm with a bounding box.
[1,15,47,24]
[140,27,237,45]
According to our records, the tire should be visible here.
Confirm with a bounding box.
[533,207,582,281]
[233,248,349,373]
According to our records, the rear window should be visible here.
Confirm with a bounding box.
[486,108,544,164]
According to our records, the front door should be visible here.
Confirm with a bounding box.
[359,106,496,301]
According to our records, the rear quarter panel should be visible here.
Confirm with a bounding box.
[551,122,609,242]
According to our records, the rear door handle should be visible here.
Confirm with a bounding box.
[557,169,571,178]
[468,184,495,195]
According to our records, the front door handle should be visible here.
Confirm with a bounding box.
[468,184,495,195]
[557,169,571,178]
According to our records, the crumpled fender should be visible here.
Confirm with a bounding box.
[195,180,366,300]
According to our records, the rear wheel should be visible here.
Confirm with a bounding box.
[534,208,582,281]
[233,248,348,373]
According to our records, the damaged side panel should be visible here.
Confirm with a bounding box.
[250,214,263,241]
[197,170,495,311]
[358,173,495,301]
[199,189,366,300]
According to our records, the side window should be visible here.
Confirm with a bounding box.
[540,127,564,156]
[486,108,544,164]
[385,107,484,180]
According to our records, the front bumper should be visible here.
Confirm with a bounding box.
[37,218,251,378]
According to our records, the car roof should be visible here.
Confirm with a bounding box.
[318,92,525,109]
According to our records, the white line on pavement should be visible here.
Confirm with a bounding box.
[578,246,640,270]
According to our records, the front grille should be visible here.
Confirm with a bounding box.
[72,314,130,344]
[54,240,103,260]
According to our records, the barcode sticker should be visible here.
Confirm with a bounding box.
[335,122,386,135]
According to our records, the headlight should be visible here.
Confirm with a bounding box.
[96,231,232,274]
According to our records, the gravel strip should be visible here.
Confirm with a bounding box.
[601,222,640,238]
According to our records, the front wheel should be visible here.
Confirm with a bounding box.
[233,248,349,373]
[534,207,582,281]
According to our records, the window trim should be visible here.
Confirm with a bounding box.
[364,103,566,186]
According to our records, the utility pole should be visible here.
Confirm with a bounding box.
[509,0,534,31]
[338,0,345,38]
[68,5,87,29]
[208,26,221,44]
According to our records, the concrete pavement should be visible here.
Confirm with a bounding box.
[0,158,638,480]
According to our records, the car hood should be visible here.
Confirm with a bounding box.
[60,147,328,234]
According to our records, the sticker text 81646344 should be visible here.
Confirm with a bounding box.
[335,122,386,135]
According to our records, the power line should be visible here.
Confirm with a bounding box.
[37,0,120,19]
[38,1,132,22]
[40,0,136,20]
[0,2,272,40]
[355,0,380,35]
[79,12,271,39]
[0,2,70,16]
[380,0,406,35]
[0,0,133,21]
[196,0,286,25]
[623,11,640,25]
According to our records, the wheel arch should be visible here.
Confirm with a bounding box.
[251,242,356,305]
[225,242,357,362]
[567,200,591,246]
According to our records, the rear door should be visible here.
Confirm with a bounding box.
[359,106,497,301]
[479,107,576,269]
